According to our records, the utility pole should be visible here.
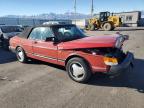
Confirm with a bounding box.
[91,0,94,18]
[74,0,76,24]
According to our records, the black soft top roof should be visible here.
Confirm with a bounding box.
[19,24,75,39]
[18,27,33,39]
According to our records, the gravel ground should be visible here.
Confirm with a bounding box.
[0,27,144,108]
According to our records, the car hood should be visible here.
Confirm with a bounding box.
[58,34,119,50]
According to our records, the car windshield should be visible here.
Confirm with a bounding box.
[1,26,23,33]
[52,25,86,42]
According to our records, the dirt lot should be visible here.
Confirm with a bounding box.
[0,27,144,108]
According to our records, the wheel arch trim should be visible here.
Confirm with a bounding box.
[65,54,92,71]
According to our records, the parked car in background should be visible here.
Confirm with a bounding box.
[0,25,23,49]
[9,24,134,83]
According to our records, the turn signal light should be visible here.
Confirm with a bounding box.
[104,57,118,66]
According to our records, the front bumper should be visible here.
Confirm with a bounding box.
[107,52,134,75]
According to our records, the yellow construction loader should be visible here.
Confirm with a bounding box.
[86,11,122,31]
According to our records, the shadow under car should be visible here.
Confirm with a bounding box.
[0,48,16,64]
[87,58,144,93]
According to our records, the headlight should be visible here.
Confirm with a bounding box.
[115,36,124,48]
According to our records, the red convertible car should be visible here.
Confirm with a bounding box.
[9,24,134,83]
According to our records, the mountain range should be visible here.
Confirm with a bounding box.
[1,11,144,19]
[2,12,91,20]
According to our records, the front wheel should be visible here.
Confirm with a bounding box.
[16,47,27,63]
[66,57,92,83]
[103,23,113,31]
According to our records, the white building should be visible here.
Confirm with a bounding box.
[114,11,141,27]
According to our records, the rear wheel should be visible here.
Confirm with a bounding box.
[16,47,27,63]
[66,57,92,83]
[103,23,112,31]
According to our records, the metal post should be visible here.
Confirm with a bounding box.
[91,0,94,18]
[17,18,20,25]
[74,0,76,24]
[33,19,35,26]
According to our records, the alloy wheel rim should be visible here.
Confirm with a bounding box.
[70,62,85,81]
[17,50,24,61]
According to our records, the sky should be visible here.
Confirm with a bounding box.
[0,0,143,16]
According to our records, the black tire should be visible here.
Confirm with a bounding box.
[111,27,115,31]
[16,47,27,63]
[103,23,112,31]
[66,57,92,83]
[85,25,88,30]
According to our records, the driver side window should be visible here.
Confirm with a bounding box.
[29,27,54,41]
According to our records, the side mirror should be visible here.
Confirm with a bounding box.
[45,37,55,42]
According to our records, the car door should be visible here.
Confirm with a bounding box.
[21,38,33,57]
[29,27,58,64]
